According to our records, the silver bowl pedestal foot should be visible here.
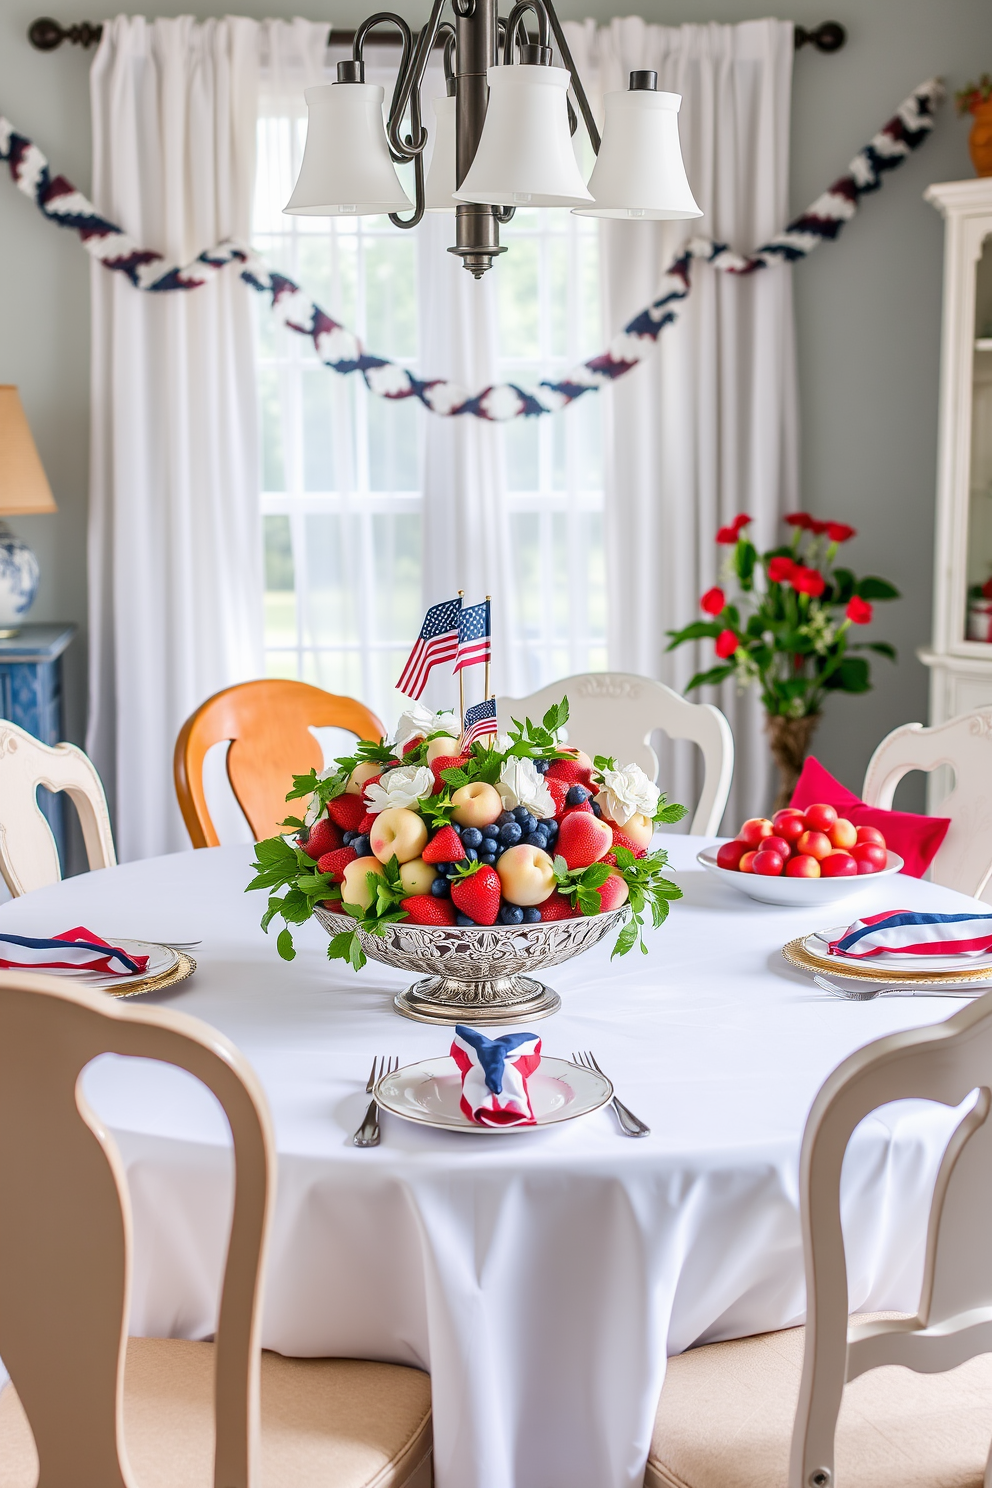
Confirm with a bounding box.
[395,973,561,1025]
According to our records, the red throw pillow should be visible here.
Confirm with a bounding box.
[789,756,950,879]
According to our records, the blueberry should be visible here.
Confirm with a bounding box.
[342,830,355,845]
[512,805,530,823]
[481,823,500,841]
[499,821,522,847]
[522,907,542,923]
[520,812,537,835]
[496,810,515,828]
[544,818,559,837]
[461,827,483,849]
[455,913,476,927]
[479,852,497,866]
[450,821,463,835]
[533,759,550,774]
[499,904,524,925]
[351,834,371,858]
[591,800,602,817]
[566,784,590,806]
[431,877,451,898]
[525,831,547,849]
[493,843,506,858]
[463,847,479,862]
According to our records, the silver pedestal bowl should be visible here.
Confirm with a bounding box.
[313,904,632,1024]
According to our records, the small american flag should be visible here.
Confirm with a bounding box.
[462,697,498,750]
[454,599,491,674]
[396,597,462,699]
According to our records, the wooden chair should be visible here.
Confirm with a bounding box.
[646,992,992,1488]
[0,970,432,1488]
[499,672,734,836]
[174,680,385,848]
[0,720,116,896]
[861,707,992,902]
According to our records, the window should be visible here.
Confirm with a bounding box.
[253,63,605,729]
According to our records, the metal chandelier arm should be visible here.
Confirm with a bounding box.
[353,11,418,161]
[540,0,601,155]
[384,0,449,160]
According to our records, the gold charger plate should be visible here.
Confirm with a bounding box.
[102,949,196,999]
[782,937,992,988]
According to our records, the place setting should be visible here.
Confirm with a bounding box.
[0,925,197,997]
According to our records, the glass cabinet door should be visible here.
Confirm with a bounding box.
[967,232,992,643]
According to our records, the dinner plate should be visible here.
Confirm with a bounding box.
[696,846,903,906]
[70,939,180,989]
[374,1055,613,1134]
[804,928,992,978]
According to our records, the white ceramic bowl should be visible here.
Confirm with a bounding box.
[696,845,904,906]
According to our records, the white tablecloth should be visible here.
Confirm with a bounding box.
[0,840,977,1488]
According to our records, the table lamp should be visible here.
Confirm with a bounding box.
[0,386,57,637]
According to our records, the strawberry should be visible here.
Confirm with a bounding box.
[316,845,357,883]
[430,754,470,792]
[422,825,466,864]
[358,812,377,835]
[299,815,343,860]
[326,794,366,832]
[557,812,613,870]
[450,864,501,925]
[560,800,594,819]
[544,777,569,818]
[401,894,457,927]
[537,890,580,921]
[546,758,595,789]
[401,736,424,756]
[604,829,647,865]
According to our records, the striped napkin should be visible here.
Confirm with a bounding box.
[828,909,992,961]
[0,927,148,976]
[451,1025,542,1127]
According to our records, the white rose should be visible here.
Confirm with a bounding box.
[497,757,555,818]
[600,763,660,827]
[364,764,435,815]
[393,704,458,749]
[494,732,514,754]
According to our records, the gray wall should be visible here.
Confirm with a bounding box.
[1,0,990,827]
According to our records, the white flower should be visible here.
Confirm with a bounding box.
[599,763,660,827]
[494,732,514,754]
[392,703,459,750]
[364,764,435,815]
[497,757,555,818]
[304,793,323,828]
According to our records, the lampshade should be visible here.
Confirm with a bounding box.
[455,65,593,209]
[0,387,56,515]
[424,94,458,213]
[284,82,412,217]
[574,84,702,220]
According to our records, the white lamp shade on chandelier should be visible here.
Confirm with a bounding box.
[284,83,412,217]
[455,65,592,208]
[424,94,458,212]
[577,88,702,220]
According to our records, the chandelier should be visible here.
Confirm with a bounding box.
[284,0,701,277]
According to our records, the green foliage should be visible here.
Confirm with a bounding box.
[505,699,573,760]
[247,833,341,961]
[609,845,683,957]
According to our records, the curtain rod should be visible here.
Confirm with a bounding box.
[27,16,847,53]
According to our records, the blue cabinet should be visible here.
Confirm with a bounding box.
[0,624,76,870]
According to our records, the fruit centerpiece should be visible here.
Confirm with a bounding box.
[248,697,686,1024]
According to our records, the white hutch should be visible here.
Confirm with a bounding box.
[920,178,992,718]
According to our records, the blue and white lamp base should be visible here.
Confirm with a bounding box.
[0,522,39,636]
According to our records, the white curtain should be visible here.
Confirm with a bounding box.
[567,18,797,827]
[88,16,264,861]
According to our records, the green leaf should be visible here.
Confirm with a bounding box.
[276,927,296,961]
[664,620,723,647]
[279,815,305,831]
[684,664,736,693]
[855,576,900,600]
[855,641,897,660]
[580,863,611,889]
[542,698,569,734]
[735,540,757,588]
[655,802,687,824]
[823,655,871,693]
[279,888,314,924]
[611,920,640,959]
[252,835,296,865]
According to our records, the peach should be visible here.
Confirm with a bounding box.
[346,761,384,795]
[803,802,838,833]
[852,842,887,872]
[752,850,785,876]
[341,856,386,912]
[716,840,748,871]
[616,811,653,848]
[763,835,792,860]
[785,854,820,878]
[451,781,503,828]
[425,735,462,764]
[855,825,886,848]
[821,850,857,878]
[796,830,832,862]
[496,844,557,906]
[773,814,806,846]
[772,808,805,829]
[370,807,428,865]
[593,868,629,913]
[739,818,774,847]
[398,857,437,895]
[739,850,758,873]
[827,817,858,850]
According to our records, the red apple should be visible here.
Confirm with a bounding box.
[738,850,758,873]
[827,818,858,850]
[716,840,748,871]
[752,850,785,877]
[785,854,820,878]
[739,817,774,847]
[796,830,832,862]
[803,802,838,833]
[773,813,807,846]
[821,850,857,878]
[763,835,792,860]
[855,825,886,848]
[852,842,887,872]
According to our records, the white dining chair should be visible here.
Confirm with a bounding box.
[861,707,992,903]
[499,672,734,836]
[0,720,116,896]
[0,970,433,1488]
[646,991,992,1488]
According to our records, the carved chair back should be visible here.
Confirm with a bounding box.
[499,672,734,836]
[0,721,116,895]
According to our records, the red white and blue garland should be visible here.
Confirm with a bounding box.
[0,77,942,422]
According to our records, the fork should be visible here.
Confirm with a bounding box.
[813,972,978,1002]
[353,1055,398,1147]
[572,1050,650,1138]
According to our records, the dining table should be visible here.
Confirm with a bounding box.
[0,835,981,1488]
